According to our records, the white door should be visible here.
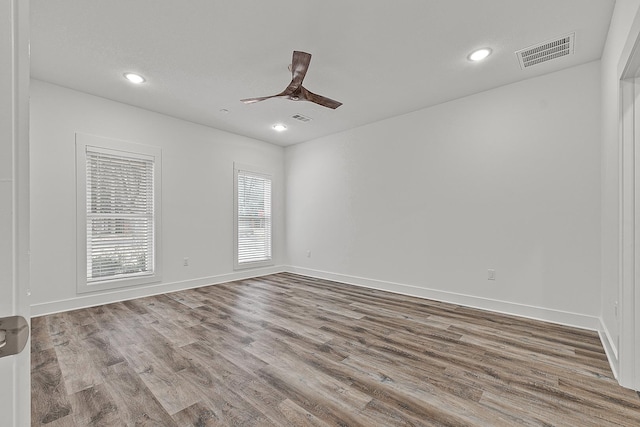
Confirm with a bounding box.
[0,0,31,425]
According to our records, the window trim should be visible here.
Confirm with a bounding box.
[234,163,273,270]
[76,133,162,294]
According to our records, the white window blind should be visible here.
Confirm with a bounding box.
[236,170,272,265]
[86,149,155,282]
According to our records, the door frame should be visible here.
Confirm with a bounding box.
[618,9,640,391]
[0,0,31,425]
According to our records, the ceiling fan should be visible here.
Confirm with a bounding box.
[241,51,342,109]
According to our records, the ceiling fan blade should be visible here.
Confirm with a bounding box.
[300,86,342,109]
[241,84,297,104]
[240,95,279,104]
[291,51,311,87]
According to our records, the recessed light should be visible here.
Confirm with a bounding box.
[468,48,492,62]
[272,124,287,132]
[124,73,145,84]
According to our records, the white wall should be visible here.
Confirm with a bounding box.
[30,79,285,315]
[600,0,640,373]
[286,62,602,327]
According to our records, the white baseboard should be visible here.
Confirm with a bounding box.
[597,318,620,380]
[284,266,601,332]
[32,265,600,331]
[30,265,286,317]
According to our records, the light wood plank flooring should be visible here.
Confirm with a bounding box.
[31,273,640,426]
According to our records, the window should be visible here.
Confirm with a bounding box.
[76,133,161,293]
[234,164,272,269]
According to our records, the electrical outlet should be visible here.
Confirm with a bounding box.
[487,269,496,280]
[614,301,619,318]
[183,257,189,267]
[307,250,312,258]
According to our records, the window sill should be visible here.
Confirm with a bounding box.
[77,273,162,294]
[234,260,274,271]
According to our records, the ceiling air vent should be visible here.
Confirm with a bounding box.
[291,113,312,123]
[515,33,575,69]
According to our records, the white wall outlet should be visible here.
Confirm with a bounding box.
[488,269,496,280]
[307,250,312,258]
[614,301,619,317]
[183,257,189,267]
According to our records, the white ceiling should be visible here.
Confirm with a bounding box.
[31,0,615,146]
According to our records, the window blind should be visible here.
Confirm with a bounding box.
[86,149,155,281]
[237,171,272,264]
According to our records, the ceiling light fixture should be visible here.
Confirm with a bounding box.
[468,48,492,62]
[124,73,145,84]
[272,124,287,132]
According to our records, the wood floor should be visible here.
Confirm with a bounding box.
[31,273,640,426]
